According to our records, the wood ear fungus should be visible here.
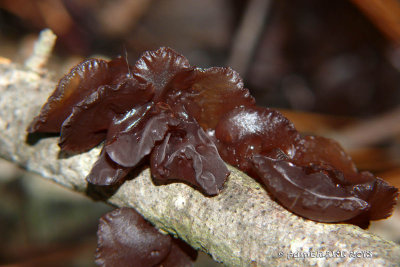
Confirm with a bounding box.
[29,47,398,226]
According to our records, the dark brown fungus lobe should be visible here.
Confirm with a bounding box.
[293,136,371,184]
[166,67,255,130]
[95,207,170,267]
[86,148,131,186]
[105,102,180,168]
[215,106,300,173]
[292,135,399,224]
[95,207,197,267]
[59,80,153,152]
[160,238,198,267]
[347,177,399,223]
[28,57,131,133]
[251,155,369,222]
[132,47,191,100]
[151,118,229,196]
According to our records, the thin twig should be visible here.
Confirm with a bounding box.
[351,0,400,45]
[331,105,400,149]
[24,28,57,73]
[227,0,271,76]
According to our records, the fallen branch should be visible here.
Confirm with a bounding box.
[0,61,399,267]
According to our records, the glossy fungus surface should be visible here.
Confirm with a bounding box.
[251,155,369,222]
[29,46,398,226]
[95,207,197,267]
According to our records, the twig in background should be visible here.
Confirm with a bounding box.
[331,105,400,149]
[24,28,57,73]
[227,0,271,76]
[351,0,400,45]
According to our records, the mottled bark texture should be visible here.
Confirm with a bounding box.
[0,62,399,266]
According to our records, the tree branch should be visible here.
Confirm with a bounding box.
[0,61,399,266]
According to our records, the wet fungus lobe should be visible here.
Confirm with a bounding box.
[96,207,197,267]
[28,47,398,225]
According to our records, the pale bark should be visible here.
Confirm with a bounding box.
[0,61,399,266]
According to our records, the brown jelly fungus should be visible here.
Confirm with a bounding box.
[29,47,398,226]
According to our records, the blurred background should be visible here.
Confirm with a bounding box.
[0,0,400,266]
